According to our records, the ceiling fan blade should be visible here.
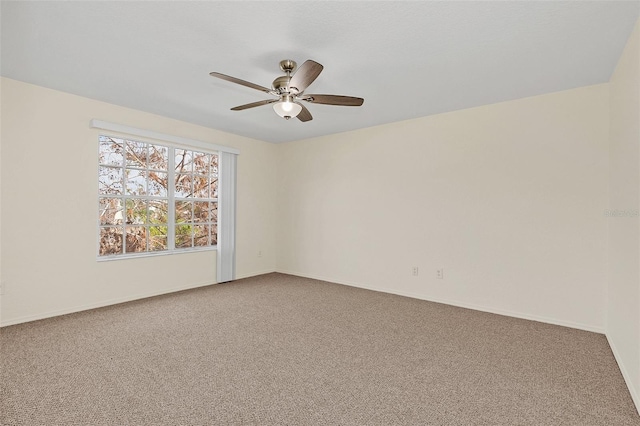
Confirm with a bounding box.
[210,72,274,94]
[296,103,313,122]
[288,60,323,93]
[302,94,364,106]
[230,99,278,111]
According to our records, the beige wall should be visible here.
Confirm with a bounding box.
[608,18,640,410]
[277,84,610,332]
[0,77,277,325]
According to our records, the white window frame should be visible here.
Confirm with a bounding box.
[92,120,239,265]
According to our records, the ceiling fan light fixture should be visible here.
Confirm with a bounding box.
[273,96,302,120]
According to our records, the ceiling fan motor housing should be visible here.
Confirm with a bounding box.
[271,76,290,93]
[273,59,300,94]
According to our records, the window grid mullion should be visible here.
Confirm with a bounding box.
[145,145,150,251]
[168,148,176,250]
[191,170,195,247]
[120,177,126,255]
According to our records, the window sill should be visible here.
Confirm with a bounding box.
[96,245,217,262]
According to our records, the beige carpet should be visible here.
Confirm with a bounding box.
[1,273,638,425]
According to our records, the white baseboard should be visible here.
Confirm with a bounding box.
[606,334,640,415]
[276,269,605,334]
[0,280,216,327]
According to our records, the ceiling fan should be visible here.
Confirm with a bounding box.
[209,59,364,122]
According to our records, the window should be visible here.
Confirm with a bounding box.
[98,135,218,258]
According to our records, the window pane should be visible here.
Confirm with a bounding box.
[148,144,168,170]
[210,155,219,177]
[193,201,209,223]
[125,226,147,253]
[209,202,218,223]
[175,201,192,222]
[126,169,147,196]
[210,224,218,245]
[99,227,123,255]
[193,152,209,175]
[99,198,123,225]
[99,137,123,166]
[175,174,192,198]
[193,175,209,198]
[148,200,168,224]
[175,149,192,173]
[148,171,168,197]
[126,140,147,168]
[210,177,219,198]
[194,225,209,247]
[126,199,147,225]
[175,224,193,248]
[99,166,123,195]
[149,226,168,251]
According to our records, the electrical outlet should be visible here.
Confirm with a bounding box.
[412,267,419,276]
[436,269,444,279]
[258,250,262,258]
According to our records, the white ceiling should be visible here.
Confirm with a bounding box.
[2,1,639,143]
